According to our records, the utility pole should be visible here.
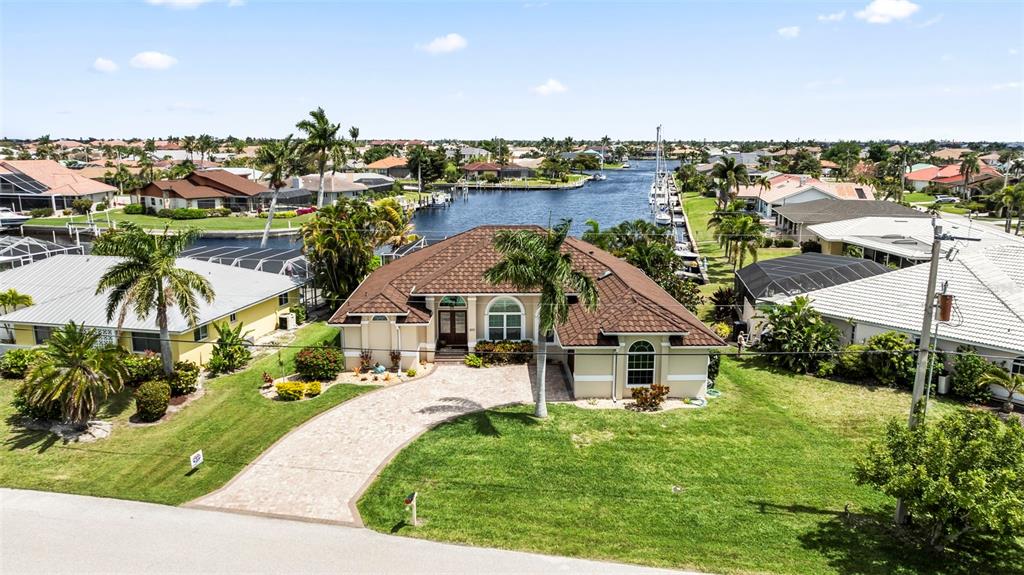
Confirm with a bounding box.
[894,217,979,525]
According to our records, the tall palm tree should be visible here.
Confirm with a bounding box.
[196,134,215,164]
[754,175,772,210]
[296,107,341,208]
[95,224,215,376]
[22,322,128,427]
[257,135,301,248]
[998,183,1024,235]
[959,153,981,200]
[181,136,196,161]
[710,157,749,209]
[729,216,766,270]
[0,288,33,314]
[484,220,598,418]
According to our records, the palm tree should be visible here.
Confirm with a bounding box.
[0,288,33,314]
[94,224,215,376]
[181,136,196,161]
[484,220,598,418]
[710,157,749,209]
[729,216,766,270]
[998,183,1024,235]
[196,134,215,164]
[581,218,610,250]
[980,365,1023,413]
[296,107,341,208]
[754,175,772,209]
[22,322,128,428]
[348,126,360,144]
[373,197,417,250]
[257,135,301,248]
[959,153,981,200]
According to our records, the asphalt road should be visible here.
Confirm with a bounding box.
[1,489,699,575]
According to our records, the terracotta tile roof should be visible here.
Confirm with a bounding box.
[329,226,724,347]
[462,162,501,171]
[366,156,408,169]
[736,174,875,203]
[0,160,117,196]
[906,162,1001,185]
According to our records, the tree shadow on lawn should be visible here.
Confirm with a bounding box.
[750,500,1024,575]
[424,402,538,438]
[3,415,59,453]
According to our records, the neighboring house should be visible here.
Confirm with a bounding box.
[0,160,118,211]
[978,152,1001,166]
[735,253,891,331]
[462,162,535,180]
[808,214,1023,268]
[819,160,840,177]
[137,170,267,211]
[708,150,768,167]
[905,162,1002,195]
[736,173,876,219]
[366,156,410,179]
[207,167,265,181]
[446,145,490,160]
[0,254,300,364]
[328,226,724,400]
[773,198,929,243]
[930,147,973,162]
[273,173,395,206]
[791,243,1024,376]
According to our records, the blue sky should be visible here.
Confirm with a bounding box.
[2,0,1022,141]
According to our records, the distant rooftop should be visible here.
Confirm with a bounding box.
[772,198,929,225]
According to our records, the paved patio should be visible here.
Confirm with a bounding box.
[190,364,534,525]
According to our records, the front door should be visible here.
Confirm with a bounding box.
[438,310,468,347]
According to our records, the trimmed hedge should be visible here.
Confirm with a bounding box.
[275,380,322,401]
[168,360,200,396]
[123,353,163,386]
[123,204,145,215]
[29,207,54,218]
[294,346,344,381]
[259,210,298,219]
[134,380,170,422]
[471,340,532,364]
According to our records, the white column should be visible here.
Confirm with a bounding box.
[467,296,478,350]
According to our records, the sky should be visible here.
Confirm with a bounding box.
[1,0,1022,142]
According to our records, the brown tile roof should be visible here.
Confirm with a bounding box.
[366,156,408,169]
[0,160,116,197]
[190,169,266,196]
[329,226,723,347]
[139,180,231,200]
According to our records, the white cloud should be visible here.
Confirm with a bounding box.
[777,26,800,39]
[817,11,846,22]
[855,0,920,24]
[915,13,943,28]
[145,0,212,8]
[531,78,567,96]
[991,81,1021,91]
[92,57,119,73]
[418,33,468,54]
[130,51,178,70]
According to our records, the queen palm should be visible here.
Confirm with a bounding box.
[711,157,749,209]
[0,288,32,314]
[22,322,128,428]
[95,224,214,376]
[959,153,980,200]
[181,136,196,161]
[484,220,598,418]
[980,365,1023,414]
[257,135,302,248]
[729,216,766,270]
[297,107,341,208]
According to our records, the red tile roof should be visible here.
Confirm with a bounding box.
[329,226,723,347]
[0,160,116,197]
[366,156,408,169]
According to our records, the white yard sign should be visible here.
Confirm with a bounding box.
[190,450,204,469]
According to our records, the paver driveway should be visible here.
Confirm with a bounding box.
[190,364,533,525]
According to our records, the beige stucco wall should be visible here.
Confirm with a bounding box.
[570,335,711,400]
[339,318,424,371]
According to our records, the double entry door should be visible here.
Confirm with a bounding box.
[438,309,468,347]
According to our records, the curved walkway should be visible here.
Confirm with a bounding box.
[190,364,534,525]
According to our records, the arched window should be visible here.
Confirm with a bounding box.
[1013,356,1024,377]
[439,296,466,308]
[627,340,656,386]
[486,297,523,341]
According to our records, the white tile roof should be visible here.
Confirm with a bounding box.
[0,254,296,333]
[808,216,1024,260]
[790,244,1024,355]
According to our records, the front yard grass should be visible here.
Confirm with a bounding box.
[27,208,315,231]
[356,358,1012,575]
[0,322,374,505]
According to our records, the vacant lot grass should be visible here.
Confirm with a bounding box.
[0,322,373,505]
[27,209,315,231]
[357,359,1012,575]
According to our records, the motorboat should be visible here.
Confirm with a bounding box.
[0,207,31,229]
[654,211,671,226]
[592,173,607,181]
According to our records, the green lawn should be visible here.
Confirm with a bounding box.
[0,322,374,505]
[357,359,1012,575]
[904,192,937,203]
[27,209,315,231]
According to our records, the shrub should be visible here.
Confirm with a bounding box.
[472,340,532,364]
[864,331,916,388]
[289,304,307,324]
[816,359,837,378]
[630,383,670,411]
[359,349,373,370]
[464,353,484,368]
[29,207,53,218]
[294,346,344,381]
[707,350,721,385]
[709,286,737,323]
[405,368,417,377]
[123,352,162,386]
[96,202,107,211]
[952,346,990,402]
[275,381,305,401]
[758,296,839,374]
[170,208,207,220]
[305,380,321,397]
[775,238,795,248]
[206,207,232,217]
[295,207,317,216]
[800,240,822,253]
[156,208,174,219]
[167,360,200,396]
[123,204,145,215]
[711,322,732,340]
[12,380,62,420]
[71,198,93,214]
[759,236,775,248]
[259,210,297,219]
[134,380,170,422]
[208,321,252,375]
[0,348,42,379]
[836,344,870,381]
